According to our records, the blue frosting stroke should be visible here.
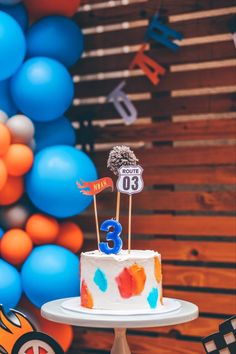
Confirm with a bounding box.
[147,287,158,309]
[94,268,108,292]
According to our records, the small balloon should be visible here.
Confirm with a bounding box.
[1,228,33,265]
[6,114,35,144]
[0,175,24,205]
[0,159,7,192]
[0,227,4,239]
[26,213,59,245]
[0,3,28,31]
[0,110,8,123]
[56,222,83,253]
[0,259,22,310]
[3,143,34,176]
[0,202,31,230]
[0,122,11,157]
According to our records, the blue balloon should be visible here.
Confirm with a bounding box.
[0,259,22,310]
[0,79,18,116]
[0,227,4,239]
[0,11,26,80]
[34,116,76,152]
[0,3,28,31]
[21,245,80,308]
[26,16,84,68]
[10,57,74,122]
[26,145,97,218]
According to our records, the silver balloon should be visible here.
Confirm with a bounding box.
[6,114,35,144]
[0,203,31,230]
[0,110,8,124]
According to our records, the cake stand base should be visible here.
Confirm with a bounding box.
[112,328,131,354]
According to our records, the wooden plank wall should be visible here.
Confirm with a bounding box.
[69,0,236,353]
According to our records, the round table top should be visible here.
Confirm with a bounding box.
[41,297,199,329]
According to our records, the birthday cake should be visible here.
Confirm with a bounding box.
[80,249,163,311]
[78,146,163,312]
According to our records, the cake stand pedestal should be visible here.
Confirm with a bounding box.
[41,297,198,354]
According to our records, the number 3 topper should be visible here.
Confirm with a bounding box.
[116,165,144,195]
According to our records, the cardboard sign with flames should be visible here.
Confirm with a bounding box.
[0,306,64,354]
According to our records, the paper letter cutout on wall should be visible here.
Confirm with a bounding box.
[107,81,137,125]
[130,44,165,85]
[145,14,183,51]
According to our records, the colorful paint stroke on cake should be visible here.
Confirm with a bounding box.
[154,256,162,283]
[147,287,158,309]
[81,280,94,309]
[94,268,108,292]
[116,263,146,298]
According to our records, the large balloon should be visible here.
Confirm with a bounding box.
[0,11,26,80]
[26,16,84,67]
[6,114,35,144]
[34,116,75,152]
[21,245,80,308]
[0,202,31,229]
[0,80,18,117]
[23,0,80,21]
[26,145,97,217]
[0,3,28,31]
[10,57,74,122]
[0,259,22,310]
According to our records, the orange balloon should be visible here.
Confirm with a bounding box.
[0,159,7,191]
[3,144,34,177]
[1,229,33,265]
[23,0,80,21]
[26,213,59,245]
[0,122,11,157]
[0,175,24,205]
[56,222,83,253]
[19,297,73,352]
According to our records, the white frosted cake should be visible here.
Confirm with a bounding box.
[80,249,163,311]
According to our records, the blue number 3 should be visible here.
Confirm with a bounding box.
[99,219,123,255]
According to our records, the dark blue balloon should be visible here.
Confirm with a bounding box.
[26,16,84,67]
[0,227,4,239]
[10,57,74,122]
[0,3,28,31]
[26,145,97,218]
[0,11,26,80]
[0,259,22,310]
[34,116,76,152]
[0,79,18,116]
[21,245,80,308]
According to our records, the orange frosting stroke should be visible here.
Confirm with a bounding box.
[129,264,146,295]
[81,280,94,309]
[154,256,162,283]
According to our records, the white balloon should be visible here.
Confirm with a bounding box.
[6,114,35,144]
[0,110,8,123]
[0,0,22,4]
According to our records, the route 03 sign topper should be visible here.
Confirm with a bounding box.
[117,165,144,195]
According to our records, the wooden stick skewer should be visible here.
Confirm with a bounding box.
[116,191,121,221]
[93,194,100,249]
[128,194,132,253]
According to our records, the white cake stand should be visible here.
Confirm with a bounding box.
[41,297,198,354]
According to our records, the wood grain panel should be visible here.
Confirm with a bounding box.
[73,41,235,75]
[97,190,236,212]
[90,120,236,144]
[83,14,233,51]
[72,330,203,354]
[69,94,236,120]
[82,239,236,263]
[163,265,236,289]
[77,0,236,28]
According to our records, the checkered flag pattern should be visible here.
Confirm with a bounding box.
[202,315,236,354]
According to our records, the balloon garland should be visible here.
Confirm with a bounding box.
[0,1,94,351]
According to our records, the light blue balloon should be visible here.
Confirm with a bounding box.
[26,145,97,218]
[0,3,28,31]
[0,11,26,80]
[21,245,80,308]
[10,57,74,122]
[0,79,18,116]
[34,116,76,152]
[26,16,84,67]
[0,259,22,310]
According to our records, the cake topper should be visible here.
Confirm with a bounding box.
[77,177,114,249]
[107,145,139,221]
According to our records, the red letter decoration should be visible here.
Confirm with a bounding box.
[145,14,183,51]
[107,81,137,125]
[129,44,165,85]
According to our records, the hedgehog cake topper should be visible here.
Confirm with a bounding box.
[107,145,139,176]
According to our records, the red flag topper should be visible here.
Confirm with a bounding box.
[76,177,114,196]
